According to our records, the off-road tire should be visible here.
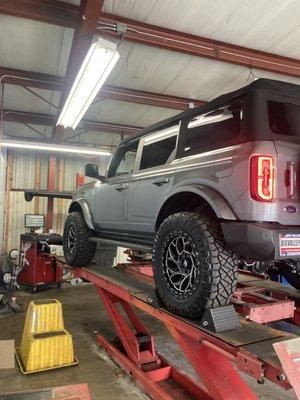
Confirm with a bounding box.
[153,212,238,319]
[63,211,96,266]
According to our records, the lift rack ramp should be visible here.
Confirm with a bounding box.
[75,266,300,400]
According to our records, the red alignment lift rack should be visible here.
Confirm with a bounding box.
[74,266,300,400]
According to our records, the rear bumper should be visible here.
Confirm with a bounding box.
[221,222,300,261]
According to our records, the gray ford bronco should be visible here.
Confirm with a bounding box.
[63,78,300,318]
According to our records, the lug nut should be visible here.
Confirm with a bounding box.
[277,373,286,381]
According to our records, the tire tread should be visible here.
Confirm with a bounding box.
[63,211,96,266]
[153,212,238,318]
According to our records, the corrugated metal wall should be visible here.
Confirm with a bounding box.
[0,148,7,254]
[5,150,111,252]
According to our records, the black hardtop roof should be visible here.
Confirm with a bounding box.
[120,78,300,146]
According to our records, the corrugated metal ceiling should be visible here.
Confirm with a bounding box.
[103,0,300,58]
[0,14,73,75]
[3,85,59,115]
[106,41,300,102]
[1,0,300,146]
[86,98,179,126]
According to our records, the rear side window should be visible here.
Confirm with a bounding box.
[179,102,242,158]
[268,100,300,137]
[140,125,178,170]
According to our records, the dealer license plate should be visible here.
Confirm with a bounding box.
[279,233,300,257]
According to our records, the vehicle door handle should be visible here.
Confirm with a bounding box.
[115,184,128,191]
[152,177,169,186]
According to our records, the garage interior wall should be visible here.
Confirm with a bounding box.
[0,148,7,254]
[4,150,111,252]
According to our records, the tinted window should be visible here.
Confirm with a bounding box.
[140,126,178,170]
[268,100,300,137]
[108,142,138,177]
[180,103,242,157]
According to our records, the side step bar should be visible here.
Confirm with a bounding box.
[90,236,152,251]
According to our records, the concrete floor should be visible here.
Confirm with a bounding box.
[0,283,296,399]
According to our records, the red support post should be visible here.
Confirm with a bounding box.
[46,154,56,231]
[76,173,84,188]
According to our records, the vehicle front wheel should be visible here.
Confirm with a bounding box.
[63,211,96,266]
[153,212,238,319]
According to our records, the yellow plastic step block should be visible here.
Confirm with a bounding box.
[20,299,64,357]
[16,330,76,373]
[21,299,64,335]
[16,299,78,374]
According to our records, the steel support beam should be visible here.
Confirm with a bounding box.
[99,13,300,78]
[99,85,204,109]
[0,66,63,91]
[0,66,203,110]
[2,109,141,135]
[3,110,54,126]
[52,0,104,142]
[1,2,299,78]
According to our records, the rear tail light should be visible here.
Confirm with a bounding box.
[250,155,274,202]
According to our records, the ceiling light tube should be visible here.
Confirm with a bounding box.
[1,140,111,156]
[57,38,120,130]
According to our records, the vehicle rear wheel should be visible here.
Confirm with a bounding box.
[63,211,96,266]
[153,212,238,319]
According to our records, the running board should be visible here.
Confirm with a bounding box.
[90,236,152,251]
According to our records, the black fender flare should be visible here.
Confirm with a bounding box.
[68,198,95,230]
[156,185,237,227]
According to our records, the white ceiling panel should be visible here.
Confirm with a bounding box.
[86,98,179,127]
[3,85,59,115]
[103,0,300,58]
[66,131,121,148]
[107,42,300,102]
[0,14,73,76]
[3,122,52,140]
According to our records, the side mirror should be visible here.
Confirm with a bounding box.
[84,163,105,181]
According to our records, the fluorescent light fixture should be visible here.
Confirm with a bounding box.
[57,38,120,130]
[1,140,111,156]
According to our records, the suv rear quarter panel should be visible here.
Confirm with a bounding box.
[229,140,298,225]
[169,143,244,218]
